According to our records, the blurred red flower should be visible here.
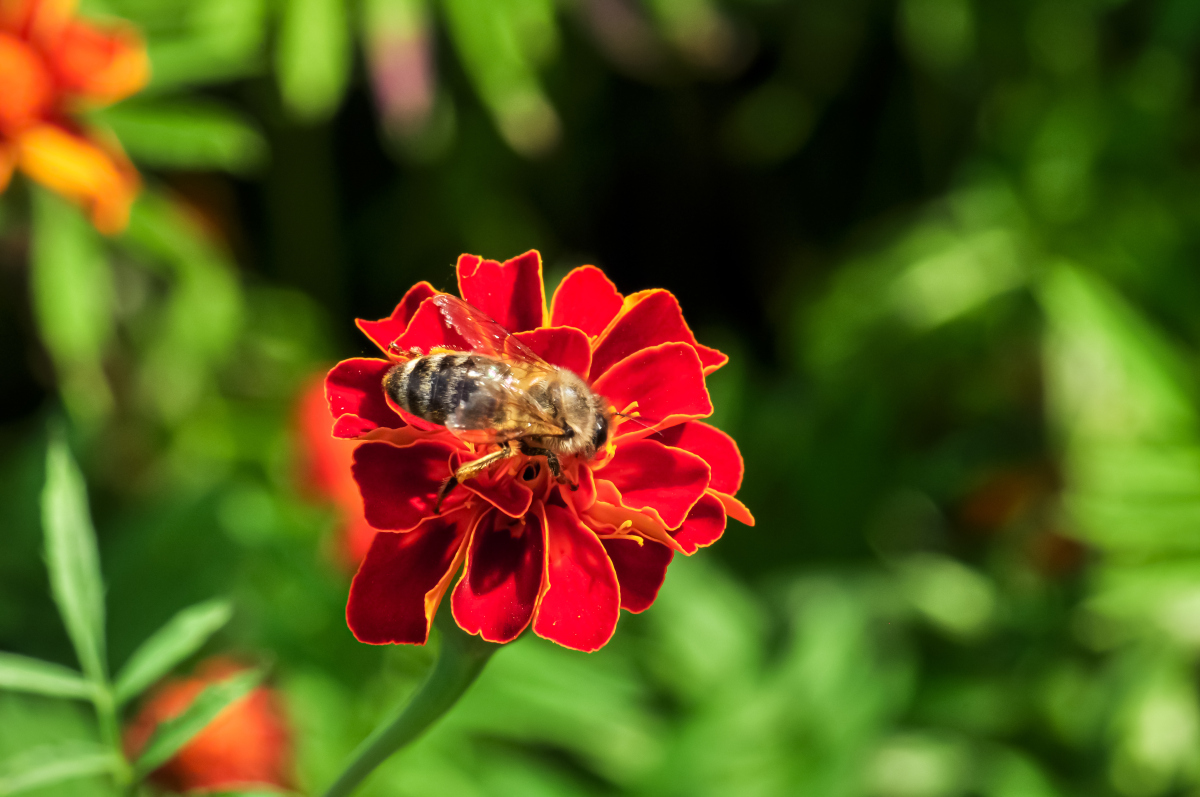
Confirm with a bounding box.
[326,251,754,652]
[124,658,292,794]
[295,373,376,565]
[0,0,147,232]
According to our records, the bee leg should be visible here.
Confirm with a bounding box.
[518,443,568,485]
[435,442,519,514]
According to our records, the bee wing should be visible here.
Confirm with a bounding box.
[431,294,552,368]
[428,295,568,443]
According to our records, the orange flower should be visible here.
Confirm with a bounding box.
[0,0,147,232]
[124,658,293,794]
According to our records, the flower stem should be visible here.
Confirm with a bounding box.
[322,613,500,797]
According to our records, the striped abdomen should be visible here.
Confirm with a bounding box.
[384,353,511,430]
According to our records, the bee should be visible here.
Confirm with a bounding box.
[383,294,613,510]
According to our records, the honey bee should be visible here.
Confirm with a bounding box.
[384,294,613,510]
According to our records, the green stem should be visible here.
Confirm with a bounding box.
[322,613,500,797]
[92,685,133,789]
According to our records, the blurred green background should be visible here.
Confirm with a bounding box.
[5,0,1200,794]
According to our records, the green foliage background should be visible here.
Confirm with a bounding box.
[3,0,1200,794]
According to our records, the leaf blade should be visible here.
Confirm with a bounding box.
[133,668,263,778]
[0,653,93,700]
[41,432,108,684]
[114,599,233,706]
[96,100,268,174]
[276,0,351,121]
[30,191,116,426]
[0,742,115,796]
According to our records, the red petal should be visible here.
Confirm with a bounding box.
[346,513,469,644]
[356,282,438,353]
[387,294,474,355]
[656,421,744,495]
[602,538,673,613]
[549,266,624,337]
[600,441,710,528]
[452,451,534,518]
[712,490,755,526]
[326,358,404,438]
[513,326,592,376]
[592,343,713,438]
[563,464,597,515]
[598,439,710,529]
[671,492,726,554]
[46,20,148,105]
[589,290,727,381]
[532,505,620,652]
[451,510,545,643]
[0,34,53,134]
[353,440,460,531]
[586,482,687,554]
[457,250,547,333]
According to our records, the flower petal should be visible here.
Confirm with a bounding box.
[589,290,727,380]
[599,439,710,529]
[326,358,404,438]
[356,282,438,353]
[46,20,149,104]
[1,0,72,43]
[451,509,545,643]
[0,33,52,134]
[562,463,596,515]
[453,450,534,518]
[15,122,138,233]
[549,265,624,337]
[457,250,547,333]
[586,483,686,554]
[390,295,473,353]
[352,440,461,531]
[602,538,673,613]
[712,490,755,526]
[532,505,620,652]
[656,421,744,495]
[347,513,469,644]
[592,343,713,438]
[513,326,591,375]
[671,491,726,554]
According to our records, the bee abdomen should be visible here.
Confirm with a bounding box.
[384,353,504,429]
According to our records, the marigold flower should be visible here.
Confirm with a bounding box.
[295,372,377,565]
[123,657,293,794]
[0,0,147,232]
[326,251,754,652]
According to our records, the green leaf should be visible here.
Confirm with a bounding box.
[30,191,114,426]
[276,0,351,121]
[144,0,270,92]
[441,0,560,155]
[41,432,108,685]
[96,101,267,174]
[133,668,263,778]
[114,599,233,706]
[0,742,115,796]
[0,653,92,701]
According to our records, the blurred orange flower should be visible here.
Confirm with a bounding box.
[124,658,293,794]
[0,0,147,232]
[296,372,377,566]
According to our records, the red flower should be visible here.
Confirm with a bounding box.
[295,373,377,565]
[326,251,754,652]
[0,0,148,232]
[123,658,292,794]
